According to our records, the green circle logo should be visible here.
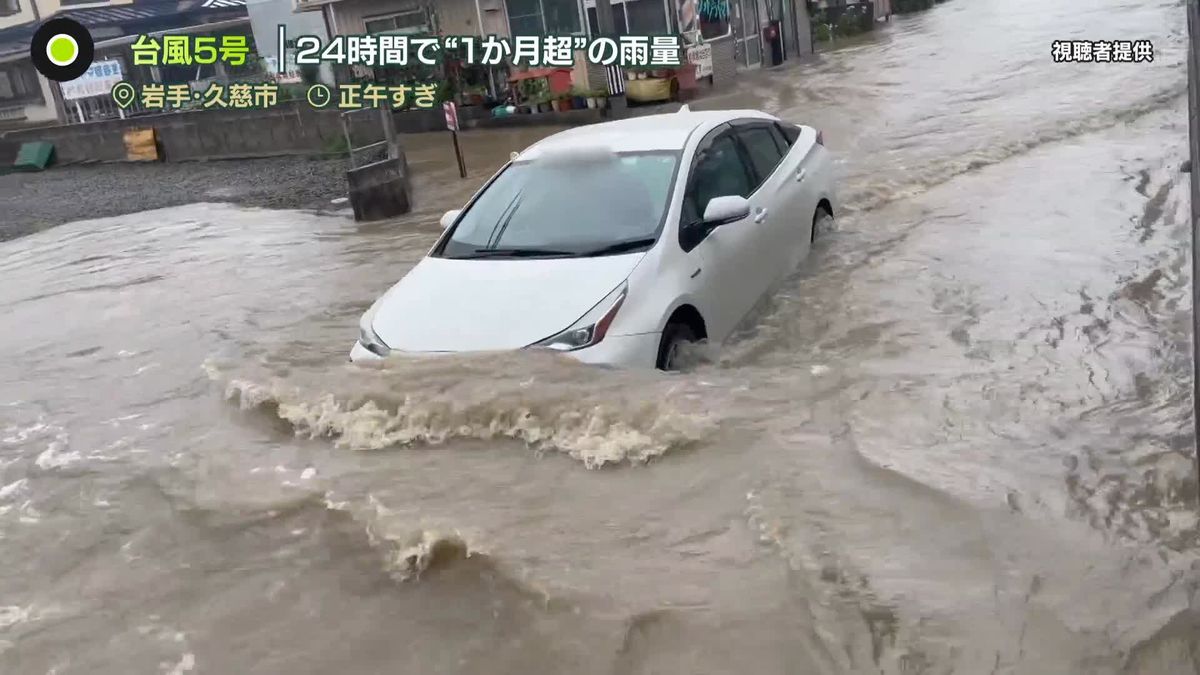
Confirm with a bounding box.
[47,34,78,66]
[30,18,94,82]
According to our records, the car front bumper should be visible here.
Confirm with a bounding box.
[350,340,385,363]
[348,332,661,369]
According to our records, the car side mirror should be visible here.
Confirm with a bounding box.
[702,196,750,227]
[440,209,462,229]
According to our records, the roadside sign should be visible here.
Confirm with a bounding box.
[686,43,713,78]
[60,59,123,100]
[264,55,302,84]
[443,101,460,131]
[443,101,466,178]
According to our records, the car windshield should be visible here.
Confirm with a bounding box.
[439,150,680,259]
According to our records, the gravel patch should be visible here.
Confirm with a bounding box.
[0,156,352,241]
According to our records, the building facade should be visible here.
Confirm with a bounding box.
[299,0,812,99]
[0,0,814,129]
[0,0,83,127]
[0,0,257,128]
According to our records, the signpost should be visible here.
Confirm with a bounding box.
[444,101,467,179]
[1187,0,1200,491]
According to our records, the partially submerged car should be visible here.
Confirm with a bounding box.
[352,107,837,370]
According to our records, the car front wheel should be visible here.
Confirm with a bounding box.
[657,322,697,371]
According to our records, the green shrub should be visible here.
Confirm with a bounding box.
[323,134,350,156]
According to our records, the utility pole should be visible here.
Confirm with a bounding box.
[1188,0,1200,492]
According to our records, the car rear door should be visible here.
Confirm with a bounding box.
[731,120,798,286]
[774,121,825,265]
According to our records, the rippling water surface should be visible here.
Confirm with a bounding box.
[2,0,1198,672]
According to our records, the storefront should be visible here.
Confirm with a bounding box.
[302,0,813,107]
[678,0,809,73]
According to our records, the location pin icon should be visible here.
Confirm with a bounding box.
[111,81,135,109]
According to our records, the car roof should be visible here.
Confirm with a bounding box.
[518,109,779,158]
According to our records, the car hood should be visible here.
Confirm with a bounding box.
[370,253,645,352]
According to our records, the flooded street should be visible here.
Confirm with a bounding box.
[3,0,1199,672]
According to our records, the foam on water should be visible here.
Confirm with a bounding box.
[207,352,719,469]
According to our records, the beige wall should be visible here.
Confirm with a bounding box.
[436,0,477,35]
[26,72,58,122]
[480,1,507,37]
[0,0,134,30]
[0,62,59,126]
[33,0,133,20]
[330,0,427,34]
[0,0,35,30]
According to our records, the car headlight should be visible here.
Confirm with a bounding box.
[358,312,391,357]
[531,283,627,352]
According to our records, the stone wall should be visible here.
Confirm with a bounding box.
[0,102,494,165]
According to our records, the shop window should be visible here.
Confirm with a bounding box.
[625,0,667,34]
[508,0,582,35]
[0,72,14,100]
[586,4,629,35]
[696,0,731,39]
[543,0,582,33]
[364,9,430,34]
[508,0,544,35]
[0,63,41,103]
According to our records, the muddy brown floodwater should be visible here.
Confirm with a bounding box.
[2,0,1199,673]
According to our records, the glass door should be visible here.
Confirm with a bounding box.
[732,0,761,67]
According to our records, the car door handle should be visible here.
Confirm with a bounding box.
[796,168,808,183]
[753,207,769,223]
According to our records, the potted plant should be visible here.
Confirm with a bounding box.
[570,87,588,109]
[520,77,549,112]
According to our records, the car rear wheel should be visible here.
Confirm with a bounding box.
[813,208,834,243]
[657,323,697,371]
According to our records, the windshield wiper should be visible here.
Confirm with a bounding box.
[461,247,576,259]
[578,238,657,257]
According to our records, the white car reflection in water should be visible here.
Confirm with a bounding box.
[352,107,838,370]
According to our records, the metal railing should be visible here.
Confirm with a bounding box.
[65,93,151,124]
[341,106,399,169]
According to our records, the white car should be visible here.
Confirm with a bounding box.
[351,108,837,370]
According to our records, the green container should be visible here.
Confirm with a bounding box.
[13,142,54,172]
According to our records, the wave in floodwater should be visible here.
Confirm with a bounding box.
[841,85,1188,215]
[206,352,722,469]
[317,493,491,583]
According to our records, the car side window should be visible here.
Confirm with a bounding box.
[767,124,790,152]
[776,122,800,146]
[737,125,785,189]
[683,133,754,224]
